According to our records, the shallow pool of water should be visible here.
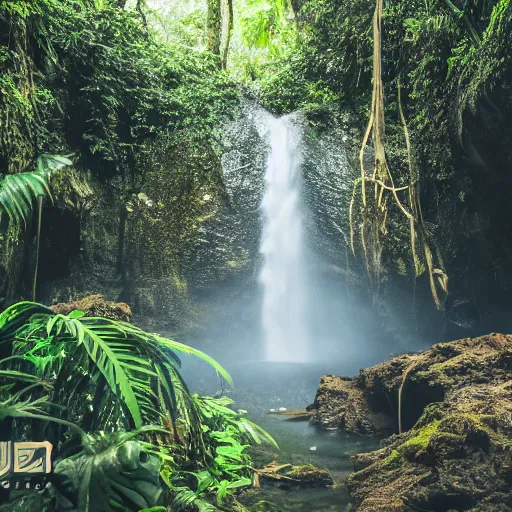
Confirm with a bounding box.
[181,359,381,511]
[239,415,379,511]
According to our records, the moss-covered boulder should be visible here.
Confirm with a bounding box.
[347,383,512,511]
[309,375,394,435]
[311,333,512,435]
[309,333,512,511]
[256,462,333,489]
[50,294,132,322]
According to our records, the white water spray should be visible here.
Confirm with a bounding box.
[259,116,309,363]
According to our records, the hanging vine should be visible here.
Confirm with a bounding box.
[349,0,448,309]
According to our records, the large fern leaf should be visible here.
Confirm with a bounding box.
[45,314,232,430]
[0,302,232,433]
[0,301,51,340]
[153,334,233,386]
[0,154,72,228]
[46,314,155,429]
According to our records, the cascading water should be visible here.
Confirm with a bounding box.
[259,115,309,363]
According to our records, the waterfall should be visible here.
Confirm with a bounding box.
[259,116,309,363]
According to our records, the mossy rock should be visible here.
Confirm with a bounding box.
[50,294,132,322]
[347,383,512,511]
[256,462,333,488]
[309,375,395,435]
[312,334,512,511]
[358,497,407,512]
[286,464,334,487]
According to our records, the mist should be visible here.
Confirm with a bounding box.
[183,103,431,379]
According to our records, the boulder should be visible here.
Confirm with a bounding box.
[309,375,395,435]
[50,294,132,322]
[308,333,512,511]
[255,462,333,489]
[347,383,512,511]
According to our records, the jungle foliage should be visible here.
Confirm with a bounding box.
[0,301,230,437]
[0,0,239,178]
[0,302,276,511]
[0,0,241,308]
[2,2,512,508]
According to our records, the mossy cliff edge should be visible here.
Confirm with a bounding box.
[309,333,512,511]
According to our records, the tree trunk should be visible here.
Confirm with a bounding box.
[219,0,233,69]
[207,0,222,56]
[136,0,149,33]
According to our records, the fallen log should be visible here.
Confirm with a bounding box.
[255,462,333,488]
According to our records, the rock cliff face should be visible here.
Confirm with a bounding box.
[36,102,270,337]
[30,101,479,353]
[36,102,378,355]
[309,333,512,511]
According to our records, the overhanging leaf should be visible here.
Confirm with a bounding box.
[0,154,72,230]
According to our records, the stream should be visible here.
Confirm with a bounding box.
[181,359,382,511]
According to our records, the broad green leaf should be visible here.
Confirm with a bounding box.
[68,310,85,319]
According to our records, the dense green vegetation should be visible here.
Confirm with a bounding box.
[1,0,512,509]
[0,0,239,174]
[3,0,508,322]
[0,0,240,308]
[0,302,276,511]
[268,0,512,332]
[2,0,512,314]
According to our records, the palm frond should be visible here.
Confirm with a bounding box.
[0,392,53,419]
[43,311,231,430]
[0,368,40,383]
[47,314,155,429]
[0,392,86,441]
[0,301,53,341]
[152,334,233,385]
[238,417,278,448]
[0,302,233,437]
[0,154,72,229]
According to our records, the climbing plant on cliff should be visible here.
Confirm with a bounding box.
[256,0,512,323]
[0,0,239,177]
[348,0,450,309]
[0,153,73,302]
[346,0,512,309]
[0,0,240,303]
